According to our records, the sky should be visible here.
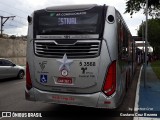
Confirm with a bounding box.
[0,0,147,36]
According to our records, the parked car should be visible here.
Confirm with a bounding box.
[0,58,25,79]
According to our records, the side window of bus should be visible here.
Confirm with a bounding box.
[118,18,129,72]
[128,36,132,63]
[118,18,122,59]
[118,19,123,71]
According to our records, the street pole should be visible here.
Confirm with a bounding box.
[144,0,148,88]
[142,20,144,55]
[0,16,15,37]
[142,20,145,87]
[0,17,2,37]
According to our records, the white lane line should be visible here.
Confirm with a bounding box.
[132,66,160,120]
[0,117,3,119]
[134,65,143,120]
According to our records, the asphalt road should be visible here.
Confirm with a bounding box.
[0,66,140,120]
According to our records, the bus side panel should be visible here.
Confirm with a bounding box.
[103,6,125,105]
[103,6,118,61]
[26,14,36,100]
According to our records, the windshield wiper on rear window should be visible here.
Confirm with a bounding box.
[40,27,95,34]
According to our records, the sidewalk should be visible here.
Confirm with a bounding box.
[134,64,160,120]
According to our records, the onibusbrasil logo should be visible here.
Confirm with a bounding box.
[1,112,42,118]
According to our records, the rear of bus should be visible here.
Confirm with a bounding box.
[25,4,123,109]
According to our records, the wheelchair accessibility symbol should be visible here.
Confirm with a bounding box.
[40,74,48,83]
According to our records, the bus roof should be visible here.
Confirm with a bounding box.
[46,4,98,12]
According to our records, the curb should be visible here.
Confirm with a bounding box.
[134,65,143,120]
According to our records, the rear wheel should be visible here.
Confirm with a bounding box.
[18,70,24,79]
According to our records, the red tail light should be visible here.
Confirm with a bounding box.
[26,62,32,90]
[103,60,116,96]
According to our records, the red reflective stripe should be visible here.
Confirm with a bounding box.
[26,62,32,90]
[103,60,116,96]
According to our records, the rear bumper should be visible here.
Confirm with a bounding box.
[25,87,118,109]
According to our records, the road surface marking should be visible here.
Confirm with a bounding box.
[134,66,160,120]
[0,117,3,119]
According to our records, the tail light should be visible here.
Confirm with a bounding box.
[103,60,116,96]
[26,62,32,90]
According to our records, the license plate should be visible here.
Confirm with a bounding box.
[57,77,72,84]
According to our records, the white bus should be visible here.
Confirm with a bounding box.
[26,4,136,109]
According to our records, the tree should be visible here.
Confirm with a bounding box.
[9,35,16,39]
[138,18,160,55]
[125,0,160,17]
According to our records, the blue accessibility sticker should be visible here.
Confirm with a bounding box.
[40,74,48,83]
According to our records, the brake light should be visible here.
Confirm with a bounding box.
[26,62,32,90]
[103,60,116,96]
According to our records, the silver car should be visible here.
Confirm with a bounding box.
[0,58,25,79]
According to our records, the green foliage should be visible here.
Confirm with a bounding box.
[151,60,160,67]
[125,0,160,17]
[153,46,160,55]
[9,35,16,39]
[138,19,160,55]
[138,18,160,56]
[151,60,160,80]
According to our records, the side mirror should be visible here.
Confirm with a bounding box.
[27,16,32,23]
[12,64,16,67]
